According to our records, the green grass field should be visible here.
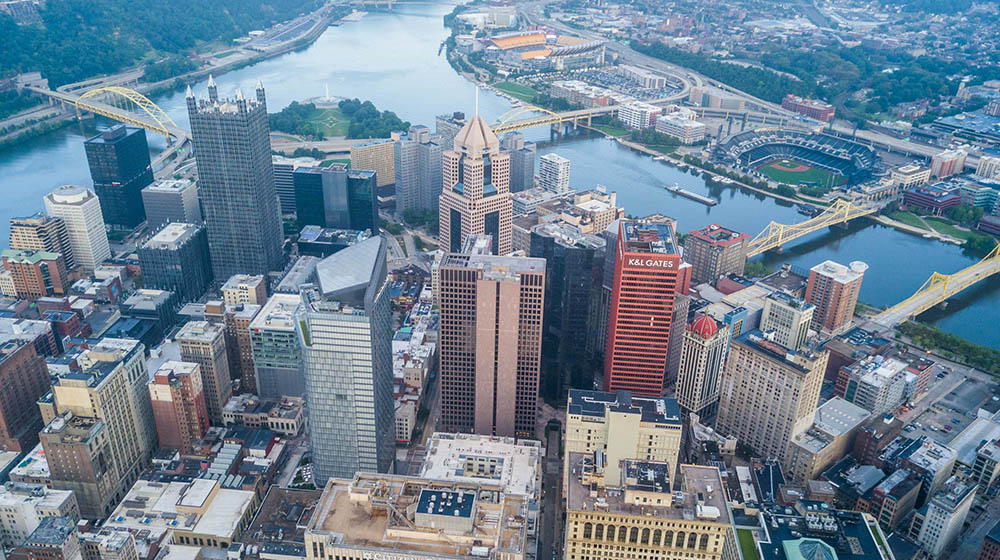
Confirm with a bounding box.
[590,123,631,137]
[737,529,759,560]
[310,107,350,137]
[493,81,538,103]
[890,210,929,230]
[757,159,846,187]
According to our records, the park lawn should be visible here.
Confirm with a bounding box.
[645,144,676,154]
[758,159,846,187]
[494,81,537,103]
[312,107,350,137]
[924,217,983,241]
[890,211,930,230]
[737,529,759,560]
[591,123,631,137]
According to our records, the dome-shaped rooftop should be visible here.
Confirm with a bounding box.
[688,313,718,339]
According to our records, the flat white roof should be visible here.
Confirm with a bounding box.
[420,433,542,498]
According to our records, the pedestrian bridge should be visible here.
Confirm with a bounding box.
[873,243,1000,327]
[746,199,877,257]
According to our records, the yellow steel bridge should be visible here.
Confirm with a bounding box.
[492,104,614,135]
[76,86,184,141]
[746,199,877,257]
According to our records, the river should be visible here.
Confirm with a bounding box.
[0,4,997,348]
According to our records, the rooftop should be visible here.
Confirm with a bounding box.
[734,330,824,374]
[755,501,888,560]
[568,389,682,426]
[1,249,62,264]
[419,433,542,498]
[144,223,202,250]
[176,320,225,343]
[621,219,678,255]
[313,236,384,300]
[791,398,871,454]
[687,223,749,247]
[24,515,76,546]
[123,289,175,311]
[530,222,605,250]
[144,178,195,193]
[250,294,302,332]
[440,237,546,278]
[810,260,868,283]
[307,473,531,558]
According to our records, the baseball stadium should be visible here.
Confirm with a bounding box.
[715,127,880,186]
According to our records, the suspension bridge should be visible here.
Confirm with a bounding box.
[746,199,878,257]
[872,243,1000,327]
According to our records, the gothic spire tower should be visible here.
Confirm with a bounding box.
[437,94,512,255]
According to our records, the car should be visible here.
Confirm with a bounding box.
[929,425,938,431]
[953,418,962,424]
[944,425,953,432]
[937,373,946,379]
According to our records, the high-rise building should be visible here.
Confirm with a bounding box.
[204,300,260,396]
[977,156,1000,180]
[604,220,681,397]
[438,235,545,438]
[805,260,867,335]
[683,224,749,284]
[148,361,209,454]
[565,390,683,483]
[250,293,304,398]
[137,223,212,303]
[438,113,513,255]
[394,125,443,214]
[141,178,202,231]
[529,222,605,398]
[676,314,730,418]
[296,236,394,483]
[176,320,232,425]
[185,79,284,279]
[39,339,156,517]
[43,185,111,271]
[84,125,153,229]
[221,274,267,306]
[10,213,75,271]
[785,397,871,484]
[664,292,691,387]
[434,111,466,149]
[930,148,968,179]
[501,132,536,193]
[293,164,378,232]
[913,477,976,558]
[538,152,571,194]
[0,338,51,453]
[2,249,68,299]
[716,331,827,464]
[272,155,319,214]
[835,356,909,416]
[563,462,734,560]
[759,291,815,351]
[349,138,396,188]
[0,483,78,550]
[18,515,80,560]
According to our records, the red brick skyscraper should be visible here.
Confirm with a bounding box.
[804,260,867,335]
[603,220,682,397]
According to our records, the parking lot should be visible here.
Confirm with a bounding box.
[908,373,1000,445]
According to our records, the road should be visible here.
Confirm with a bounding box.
[270,136,379,155]
[539,423,563,560]
[275,439,307,488]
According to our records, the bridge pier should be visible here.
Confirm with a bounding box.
[550,122,562,140]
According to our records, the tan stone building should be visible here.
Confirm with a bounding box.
[438,235,544,438]
[9,213,75,271]
[565,390,683,485]
[438,115,512,255]
[349,138,395,188]
[675,314,730,418]
[716,331,827,464]
[785,397,870,484]
[177,321,232,424]
[220,274,267,306]
[563,460,736,560]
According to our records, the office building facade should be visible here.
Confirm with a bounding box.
[350,138,396,188]
[438,235,545,438]
[43,185,111,272]
[394,125,443,214]
[294,164,378,233]
[604,220,681,397]
[84,125,153,229]
[0,338,51,453]
[683,224,749,284]
[297,236,394,483]
[538,152,571,194]
[137,223,212,303]
[716,331,827,464]
[759,291,814,351]
[438,114,513,255]
[141,179,202,231]
[501,132,536,193]
[9,213,75,271]
[177,321,232,425]
[675,314,730,418]
[805,260,867,335]
[2,250,68,299]
[148,361,209,454]
[185,80,284,279]
[250,294,304,398]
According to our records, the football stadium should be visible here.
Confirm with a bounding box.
[715,127,880,186]
[486,31,605,70]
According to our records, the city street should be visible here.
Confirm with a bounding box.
[539,423,564,560]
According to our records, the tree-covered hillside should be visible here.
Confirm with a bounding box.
[0,0,322,86]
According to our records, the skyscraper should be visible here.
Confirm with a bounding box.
[84,125,153,229]
[176,321,232,425]
[683,224,749,284]
[538,152,571,194]
[185,79,284,279]
[529,222,604,398]
[349,139,396,188]
[141,178,202,231]
[759,291,814,351]
[43,185,110,272]
[137,223,212,303]
[250,293,304,398]
[435,111,466,150]
[297,236,394,483]
[293,164,378,232]
[603,220,681,397]
[1,250,68,299]
[716,331,827,464]
[501,132,536,193]
[438,235,545,438]
[148,361,209,454]
[675,314,729,418]
[0,338,51,453]
[39,339,156,517]
[438,114,512,255]
[805,260,867,335]
[10,213,75,270]
[394,125,443,214]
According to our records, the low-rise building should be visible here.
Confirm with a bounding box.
[0,483,79,549]
[785,398,871,484]
[910,477,977,559]
[618,101,660,129]
[221,394,305,437]
[835,357,909,416]
[419,433,542,499]
[655,115,706,144]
